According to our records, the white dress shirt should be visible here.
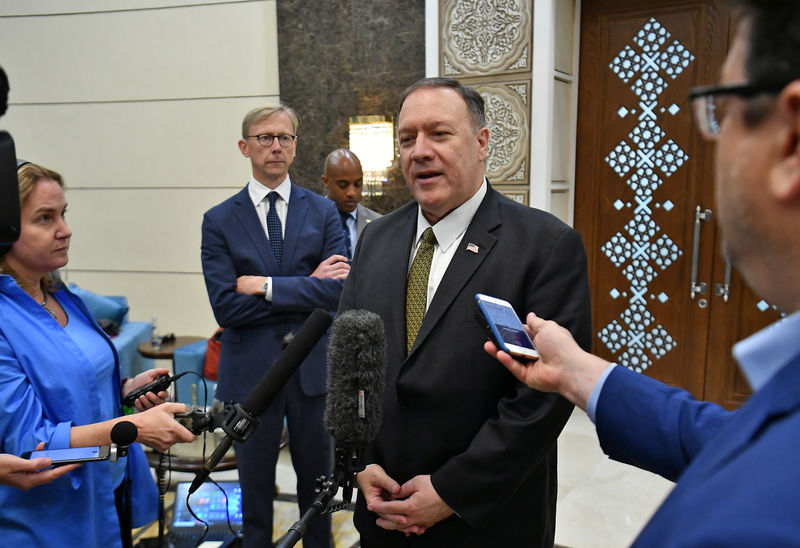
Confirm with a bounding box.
[248,175,291,240]
[247,175,291,301]
[408,179,487,312]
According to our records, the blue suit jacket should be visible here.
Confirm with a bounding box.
[596,359,800,546]
[201,184,346,404]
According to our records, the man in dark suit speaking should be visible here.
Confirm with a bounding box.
[201,105,348,548]
[338,77,592,546]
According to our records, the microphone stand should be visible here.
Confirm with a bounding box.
[275,477,338,548]
[109,422,137,548]
[156,451,169,548]
[275,444,365,548]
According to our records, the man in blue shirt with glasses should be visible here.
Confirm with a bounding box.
[488,0,800,545]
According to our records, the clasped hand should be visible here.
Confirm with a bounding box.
[356,464,454,536]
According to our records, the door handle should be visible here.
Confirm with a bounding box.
[690,205,712,300]
[715,260,732,302]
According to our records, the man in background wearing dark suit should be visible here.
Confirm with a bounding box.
[488,1,800,545]
[321,148,381,259]
[338,78,591,546]
[201,105,348,548]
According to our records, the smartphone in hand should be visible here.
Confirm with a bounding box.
[475,293,539,361]
[24,446,110,466]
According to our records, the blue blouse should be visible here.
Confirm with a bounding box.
[0,275,157,547]
[61,291,126,489]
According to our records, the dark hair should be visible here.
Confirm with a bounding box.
[397,77,486,131]
[0,66,8,118]
[734,0,800,86]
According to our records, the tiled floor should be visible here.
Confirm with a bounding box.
[554,407,674,547]
[149,407,674,547]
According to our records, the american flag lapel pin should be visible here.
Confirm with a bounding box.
[466,242,479,254]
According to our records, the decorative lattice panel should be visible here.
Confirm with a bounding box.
[598,18,693,372]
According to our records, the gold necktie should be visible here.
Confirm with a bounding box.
[406,227,436,353]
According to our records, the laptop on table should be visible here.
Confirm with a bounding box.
[168,481,242,548]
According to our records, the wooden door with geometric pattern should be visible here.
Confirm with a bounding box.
[574,0,782,409]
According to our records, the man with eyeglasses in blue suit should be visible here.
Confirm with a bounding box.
[487,1,800,545]
[201,105,348,548]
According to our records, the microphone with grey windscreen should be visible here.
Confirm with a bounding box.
[276,309,385,548]
[324,309,386,463]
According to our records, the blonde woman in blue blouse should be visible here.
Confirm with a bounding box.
[0,162,195,547]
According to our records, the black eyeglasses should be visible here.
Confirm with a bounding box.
[246,134,297,147]
[688,81,788,139]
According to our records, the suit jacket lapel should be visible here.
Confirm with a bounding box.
[356,204,367,237]
[407,189,500,358]
[282,185,309,271]
[233,187,278,272]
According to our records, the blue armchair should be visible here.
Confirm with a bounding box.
[67,283,155,379]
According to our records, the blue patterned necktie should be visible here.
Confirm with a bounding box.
[340,212,352,259]
[266,191,283,265]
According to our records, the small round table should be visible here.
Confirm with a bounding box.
[137,336,206,361]
[137,336,206,404]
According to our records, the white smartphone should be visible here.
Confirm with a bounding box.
[24,445,110,466]
[475,293,539,361]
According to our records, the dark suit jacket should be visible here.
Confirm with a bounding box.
[596,357,800,546]
[356,203,381,239]
[339,185,592,546]
[201,184,346,404]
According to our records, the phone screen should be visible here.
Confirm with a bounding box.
[476,294,538,359]
[28,446,108,464]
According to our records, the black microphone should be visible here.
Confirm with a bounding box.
[110,421,138,462]
[324,309,385,502]
[189,308,334,493]
[0,66,21,248]
[276,310,385,548]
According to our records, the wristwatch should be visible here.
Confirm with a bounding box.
[262,277,272,301]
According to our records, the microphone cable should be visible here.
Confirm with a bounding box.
[185,477,239,547]
[151,369,213,548]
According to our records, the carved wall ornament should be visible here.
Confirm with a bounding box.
[441,0,532,76]
[473,80,529,183]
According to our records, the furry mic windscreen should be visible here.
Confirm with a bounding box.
[110,421,138,446]
[324,309,386,445]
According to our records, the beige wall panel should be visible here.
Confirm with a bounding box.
[440,0,531,77]
[551,79,572,182]
[550,190,570,224]
[554,0,576,74]
[64,187,237,272]
[0,1,278,103]
[471,81,530,184]
[65,270,218,335]
[0,0,235,16]
[494,185,528,206]
[2,98,273,189]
